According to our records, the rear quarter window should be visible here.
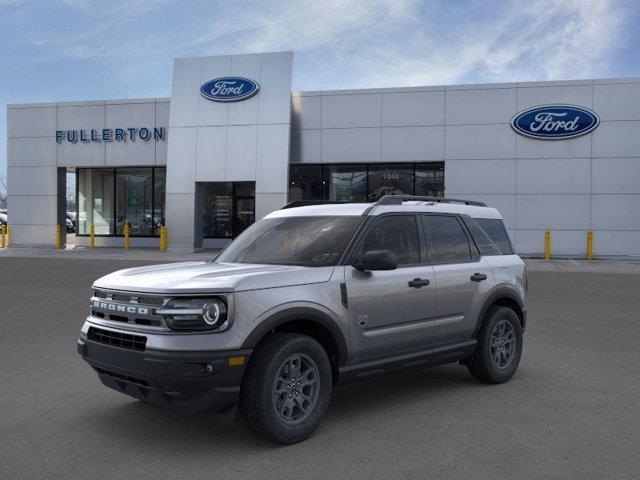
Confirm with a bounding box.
[473,218,514,255]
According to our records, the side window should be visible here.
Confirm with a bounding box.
[474,218,514,255]
[463,217,501,256]
[423,215,472,264]
[361,215,420,265]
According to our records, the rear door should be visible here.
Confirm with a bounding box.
[345,214,436,363]
[422,214,494,347]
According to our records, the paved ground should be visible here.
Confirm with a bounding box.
[1,257,639,479]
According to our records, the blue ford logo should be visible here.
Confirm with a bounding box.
[200,77,260,102]
[511,105,599,140]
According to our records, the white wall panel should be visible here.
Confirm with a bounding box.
[58,104,105,131]
[441,193,516,229]
[446,88,516,125]
[592,231,640,256]
[516,194,590,230]
[226,125,257,180]
[516,158,590,194]
[7,137,57,167]
[516,85,592,111]
[322,128,380,163]
[322,94,381,128]
[381,126,444,161]
[593,82,640,121]
[155,101,170,165]
[7,194,57,225]
[57,141,105,167]
[592,121,640,157]
[292,95,321,130]
[516,134,591,159]
[198,55,232,127]
[169,57,202,127]
[227,54,261,125]
[7,166,58,196]
[445,124,515,159]
[290,129,321,163]
[256,124,290,194]
[592,158,640,193]
[259,51,294,125]
[7,106,57,138]
[255,192,288,219]
[195,126,226,181]
[445,160,515,194]
[381,91,444,126]
[5,224,57,246]
[515,229,586,256]
[591,195,640,230]
[166,128,196,194]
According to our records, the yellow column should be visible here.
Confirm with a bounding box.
[6,225,10,246]
[544,230,551,260]
[124,224,130,251]
[1,224,6,247]
[90,225,95,249]
[55,225,62,249]
[160,226,166,252]
[587,230,593,261]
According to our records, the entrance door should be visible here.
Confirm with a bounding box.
[234,197,255,236]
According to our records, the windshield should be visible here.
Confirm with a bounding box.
[215,216,363,266]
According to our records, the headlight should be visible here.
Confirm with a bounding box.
[157,298,228,332]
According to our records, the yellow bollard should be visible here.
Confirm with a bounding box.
[55,225,62,249]
[1,224,6,248]
[587,230,593,261]
[544,230,551,260]
[6,224,10,246]
[124,224,130,251]
[90,225,95,249]
[160,226,167,252]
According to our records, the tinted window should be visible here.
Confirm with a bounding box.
[216,216,362,267]
[415,163,445,197]
[367,164,414,201]
[424,215,472,264]
[323,165,367,202]
[475,218,513,254]
[361,215,420,265]
[463,217,501,256]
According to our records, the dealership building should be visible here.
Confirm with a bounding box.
[6,51,640,257]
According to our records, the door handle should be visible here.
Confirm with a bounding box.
[408,278,430,288]
[470,272,488,282]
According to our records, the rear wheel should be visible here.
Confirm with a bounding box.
[467,306,523,383]
[239,333,332,444]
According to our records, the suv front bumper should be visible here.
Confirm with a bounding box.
[77,336,251,414]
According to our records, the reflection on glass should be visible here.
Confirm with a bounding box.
[323,165,367,202]
[289,165,323,201]
[367,164,414,201]
[415,163,445,197]
[201,182,256,238]
[154,169,166,232]
[116,169,153,236]
[78,169,114,235]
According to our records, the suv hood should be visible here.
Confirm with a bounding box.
[93,261,335,294]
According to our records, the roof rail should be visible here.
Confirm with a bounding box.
[374,195,487,207]
[281,200,346,209]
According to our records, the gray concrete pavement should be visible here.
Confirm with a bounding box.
[1,257,640,479]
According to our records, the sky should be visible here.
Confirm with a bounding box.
[1,0,639,192]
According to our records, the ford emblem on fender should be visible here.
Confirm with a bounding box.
[510,104,599,140]
[200,77,260,102]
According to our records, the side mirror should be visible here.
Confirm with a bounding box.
[354,249,398,271]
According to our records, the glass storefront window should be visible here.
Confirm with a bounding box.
[415,163,445,197]
[289,165,322,201]
[77,169,114,235]
[116,169,154,236]
[367,164,414,201]
[77,167,165,237]
[323,165,367,202]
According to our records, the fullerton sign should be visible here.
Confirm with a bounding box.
[510,105,599,140]
[56,127,165,143]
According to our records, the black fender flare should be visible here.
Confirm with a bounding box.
[241,306,349,366]
[473,284,527,337]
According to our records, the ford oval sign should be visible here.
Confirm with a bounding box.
[200,77,260,102]
[511,105,599,140]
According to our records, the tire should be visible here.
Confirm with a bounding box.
[467,306,523,384]
[239,333,332,444]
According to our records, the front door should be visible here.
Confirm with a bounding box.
[234,197,255,236]
[345,214,436,363]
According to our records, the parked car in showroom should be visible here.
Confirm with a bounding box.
[77,195,526,444]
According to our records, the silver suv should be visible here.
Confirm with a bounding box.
[77,195,527,444]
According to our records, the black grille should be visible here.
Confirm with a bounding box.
[88,326,147,351]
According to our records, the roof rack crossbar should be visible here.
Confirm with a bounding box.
[374,195,487,207]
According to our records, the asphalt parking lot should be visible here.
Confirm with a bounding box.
[1,257,640,479]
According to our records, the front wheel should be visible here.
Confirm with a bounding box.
[239,333,332,444]
[467,306,523,384]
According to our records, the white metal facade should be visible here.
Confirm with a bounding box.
[6,52,640,257]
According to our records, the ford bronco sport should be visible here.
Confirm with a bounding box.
[78,195,527,444]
